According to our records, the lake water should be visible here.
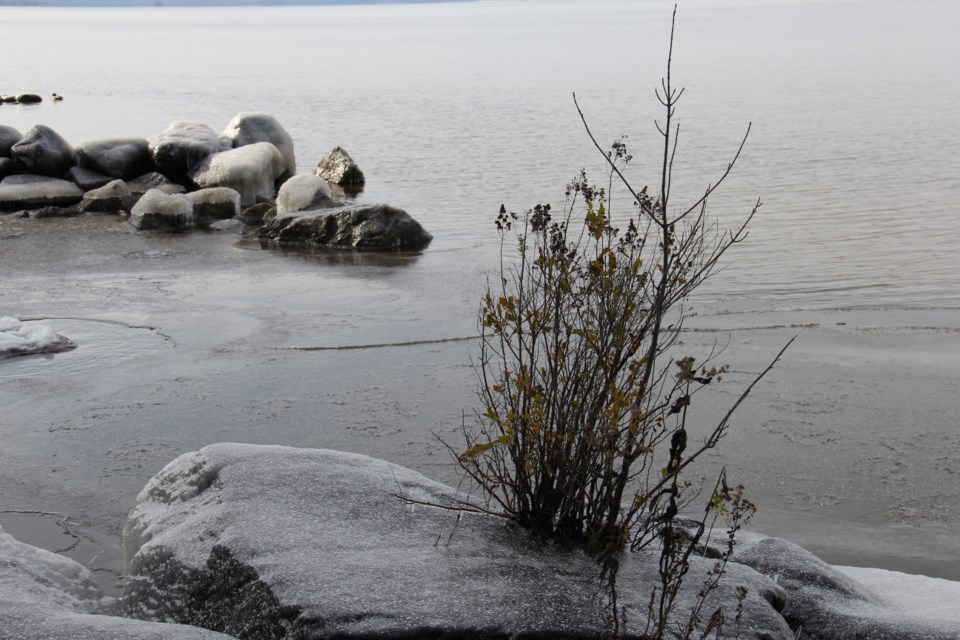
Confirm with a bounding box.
[2,0,959,590]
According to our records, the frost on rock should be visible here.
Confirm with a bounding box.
[188,142,288,207]
[275,173,336,214]
[221,112,296,177]
[732,532,960,639]
[129,189,194,232]
[186,187,241,226]
[260,203,433,250]
[0,316,76,358]
[0,526,237,640]
[148,122,221,179]
[0,174,84,211]
[80,179,135,214]
[123,444,794,640]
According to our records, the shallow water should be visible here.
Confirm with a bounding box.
[1,0,959,590]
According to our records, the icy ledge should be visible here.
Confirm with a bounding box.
[0,316,75,359]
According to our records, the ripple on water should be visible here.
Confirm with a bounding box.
[0,318,171,379]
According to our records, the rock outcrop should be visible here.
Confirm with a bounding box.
[259,203,433,250]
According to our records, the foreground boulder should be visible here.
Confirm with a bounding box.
[186,187,241,226]
[221,112,296,177]
[314,145,365,188]
[0,175,83,211]
[123,444,794,640]
[0,125,21,156]
[76,137,154,180]
[0,526,236,640]
[10,125,75,177]
[189,142,288,207]
[259,203,432,250]
[148,122,221,179]
[129,189,194,231]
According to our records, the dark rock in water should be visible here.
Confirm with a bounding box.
[275,173,338,214]
[148,121,221,179]
[0,175,83,211]
[129,189,194,232]
[16,93,42,104]
[260,203,433,251]
[221,112,296,177]
[0,125,21,157]
[123,444,794,640]
[186,187,241,226]
[732,532,960,639]
[127,172,186,198]
[76,137,153,180]
[237,202,275,226]
[10,125,76,177]
[188,142,288,208]
[0,157,20,180]
[314,145,365,188]
[0,96,19,104]
[80,179,135,214]
[66,166,113,191]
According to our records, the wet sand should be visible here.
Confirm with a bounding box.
[2,213,958,595]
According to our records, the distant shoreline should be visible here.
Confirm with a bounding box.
[0,0,477,6]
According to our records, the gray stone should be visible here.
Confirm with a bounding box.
[185,187,241,226]
[188,142,288,208]
[220,112,295,177]
[260,203,433,250]
[66,166,114,191]
[0,158,19,180]
[148,122,221,178]
[237,202,275,226]
[129,189,194,232]
[80,179,135,214]
[10,125,76,177]
[0,125,21,157]
[76,137,153,180]
[16,93,42,104]
[123,444,794,640]
[275,173,337,213]
[314,145,365,188]
[127,172,186,198]
[30,205,82,219]
[0,175,83,211]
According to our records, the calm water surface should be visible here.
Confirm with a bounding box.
[2,0,959,586]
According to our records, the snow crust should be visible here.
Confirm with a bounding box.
[0,526,234,640]
[0,316,75,358]
[275,173,334,213]
[837,566,960,624]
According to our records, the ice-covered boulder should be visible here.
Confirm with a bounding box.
[314,145,365,188]
[0,525,236,640]
[188,142,288,207]
[186,187,241,226]
[732,532,960,639]
[0,316,75,358]
[275,173,337,213]
[127,172,186,199]
[123,444,793,640]
[67,166,114,191]
[10,124,76,177]
[148,122,220,178]
[80,179,135,214]
[129,189,194,232]
[76,137,153,180]
[0,174,83,211]
[220,112,295,177]
[0,124,21,156]
[259,203,433,250]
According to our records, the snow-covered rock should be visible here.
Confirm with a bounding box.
[275,173,336,214]
[129,189,194,232]
[259,203,433,250]
[314,145,365,188]
[123,444,793,640]
[76,137,154,180]
[732,532,960,639]
[0,316,75,358]
[188,142,288,207]
[186,187,241,226]
[0,525,236,640]
[0,174,84,211]
[80,179,135,214]
[148,122,221,178]
[0,125,21,157]
[220,112,296,177]
[10,124,76,177]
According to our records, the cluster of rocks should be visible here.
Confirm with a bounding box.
[0,93,47,105]
[0,113,432,251]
